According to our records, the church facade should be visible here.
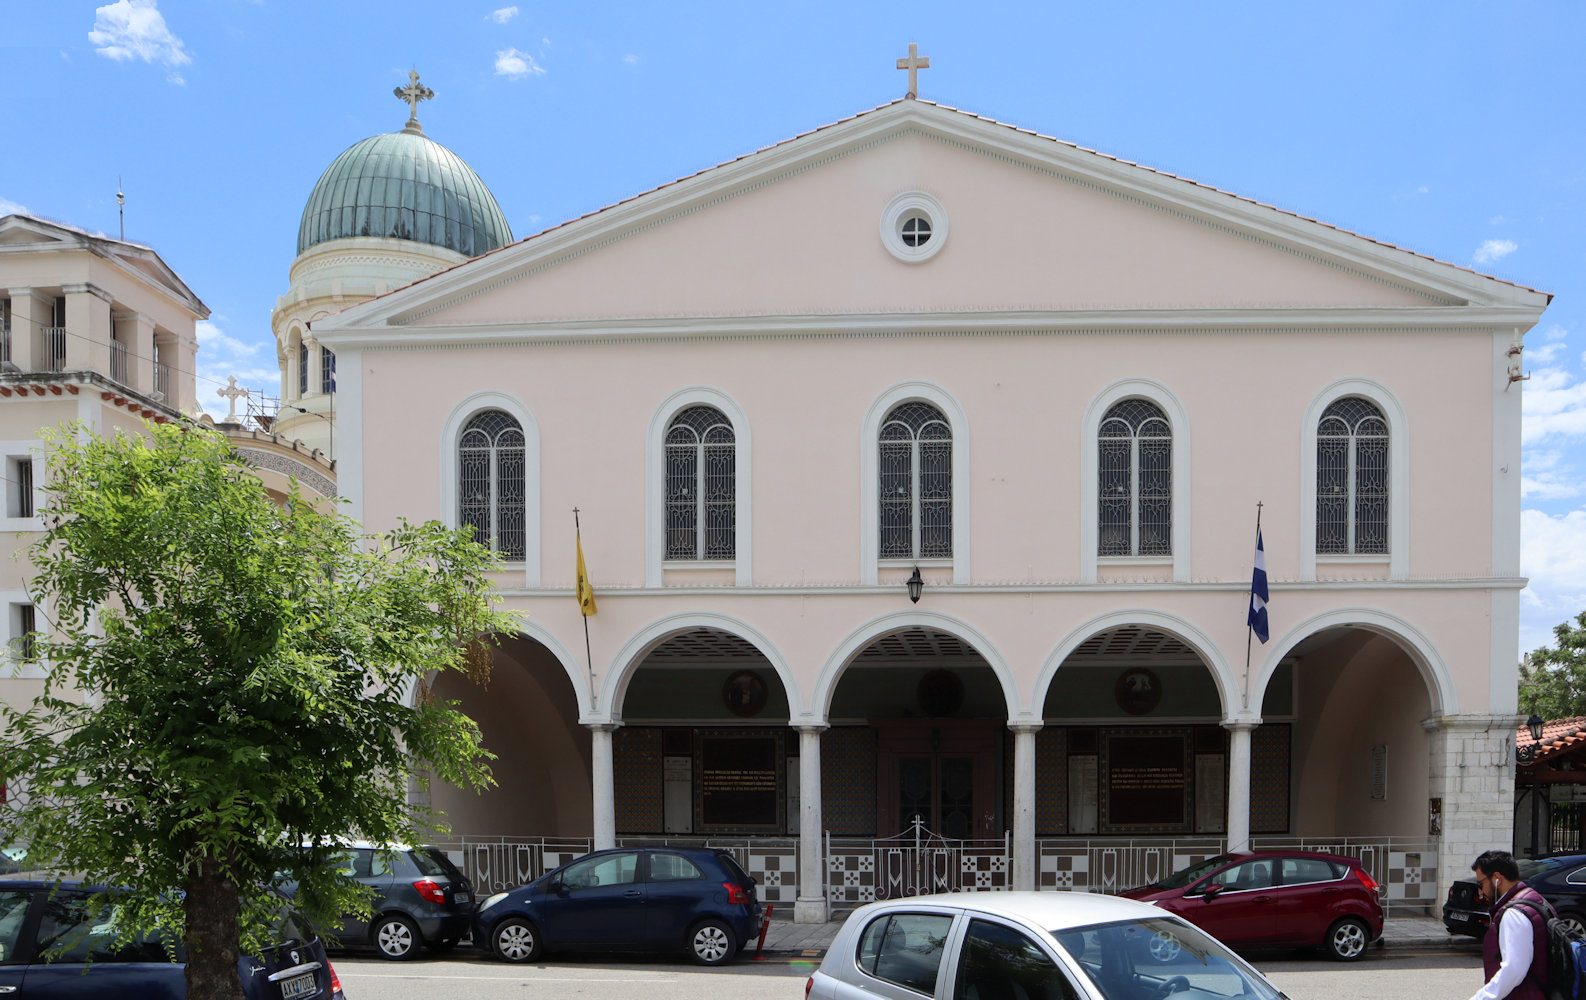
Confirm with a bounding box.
[295,91,1546,921]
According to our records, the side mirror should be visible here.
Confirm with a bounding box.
[1202,883,1224,899]
[548,875,564,893]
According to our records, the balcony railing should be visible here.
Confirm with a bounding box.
[110,340,128,385]
[153,362,170,401]
[39,328,66,372]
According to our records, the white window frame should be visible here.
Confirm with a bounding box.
[1300,378,1408,581]
[1080,379,1191,583]
[0,441,43,531]
[439,391,541,586]
[646,387,752,586]
[2,590,44,680]
[860,381,970,585]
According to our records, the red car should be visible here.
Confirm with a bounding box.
[1119,851,1384,961]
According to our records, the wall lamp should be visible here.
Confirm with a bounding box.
[906,566,924,604]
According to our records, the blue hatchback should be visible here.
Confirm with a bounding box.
[472,847,760,965]
[0,878,346,999]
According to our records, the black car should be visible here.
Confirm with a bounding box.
[471,847,762,965]
[0,877,346,999]
[282,842,474,960]
[1444,853,1586,937]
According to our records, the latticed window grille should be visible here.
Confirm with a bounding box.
[1316,397,1388,554]
[320,346,336,394]
[879,401,952,559]
[665,406,735,560]
[297,341,308,397]
[458,410,526,560]
[1098,399,1172,556]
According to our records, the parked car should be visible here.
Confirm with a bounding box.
[0,877,346,999]
[1443,853,1586,938]
[281,842,474,960]
[807,890,1286,1000]
[1117,850,1384,960]
[471,846,761,965]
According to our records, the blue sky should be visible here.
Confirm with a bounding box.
[4,1,1585,653]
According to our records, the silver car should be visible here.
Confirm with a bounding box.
[806,892,1288,1000]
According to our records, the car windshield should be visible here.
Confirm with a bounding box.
[1518,857,1574,880]
[1053,917,1285,1000]
[413,848,464,880]
[1149,855,1235,890]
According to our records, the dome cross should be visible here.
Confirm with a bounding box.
[896,43,930,99]
[394,70,434,133]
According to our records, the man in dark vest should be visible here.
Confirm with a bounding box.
[1469,849,1548,1000]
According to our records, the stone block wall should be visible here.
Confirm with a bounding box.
[1426,715,1520,892]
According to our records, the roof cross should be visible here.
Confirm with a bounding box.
[394,70,434,133]
[896,43,930,99]
[216,375,248,422]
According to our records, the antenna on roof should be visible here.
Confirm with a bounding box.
[117,178,125,241]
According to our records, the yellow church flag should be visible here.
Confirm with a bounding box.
[575,532,597,617]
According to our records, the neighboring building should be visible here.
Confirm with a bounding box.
[296,84,1546,922]
[0,212,205,706]
[1516,717,1586,858]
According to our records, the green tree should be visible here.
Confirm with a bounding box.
[1519,611,1586,719]
[0,422,514,1000]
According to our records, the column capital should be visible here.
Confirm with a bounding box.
[583,721,622,733]
[1007,721,1044,735]
[1221,717,1261,733]
[60,282,112,303]
[5,287,52,303]
[793,722,829,735]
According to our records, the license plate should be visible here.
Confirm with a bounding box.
[280,972,318,999]
[455,892,470,903]
[1449,912,1468,921]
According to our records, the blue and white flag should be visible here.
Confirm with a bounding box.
[1248,530,1269,643]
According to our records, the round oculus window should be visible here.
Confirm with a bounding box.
[881,191,948,263]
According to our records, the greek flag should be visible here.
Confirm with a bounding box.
[1248,530,1269,643]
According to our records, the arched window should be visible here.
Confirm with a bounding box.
[879,401,952,559]
[297,340,308,397]
[665,406,735,560]
[1316,397,1388,554]
[458,410,526,560]
[1098,399,1172,556]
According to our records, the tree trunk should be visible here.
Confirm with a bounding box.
[183,858,246,1000]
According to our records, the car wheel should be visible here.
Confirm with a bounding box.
[493,918,542,963]
[372,914,422,961]
[1146,930,1183,963]
[1324,917,1370,961]
[1560,912,1586,938]
[689,919,736,966]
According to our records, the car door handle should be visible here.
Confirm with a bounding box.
[1252,895,1272,903]
[624,890,643,898]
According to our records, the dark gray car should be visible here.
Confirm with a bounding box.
[284,843,474,960]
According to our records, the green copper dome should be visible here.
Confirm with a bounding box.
[297,129,513,257]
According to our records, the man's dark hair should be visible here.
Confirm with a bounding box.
[1473,849,1520,881]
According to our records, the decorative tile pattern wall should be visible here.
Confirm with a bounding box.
[1037,728,1067,834]
[1251,724,1291,833]
[822,727,877,834]
[613,727,663,832]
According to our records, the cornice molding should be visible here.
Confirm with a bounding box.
[317,308,1545,351]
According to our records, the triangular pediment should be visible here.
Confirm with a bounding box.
[0,213,208,317]
[317,101,1548,338]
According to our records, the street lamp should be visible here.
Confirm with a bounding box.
[1519,714,1547,857]
[906,566,924,604]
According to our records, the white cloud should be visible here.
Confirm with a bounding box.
[89,1,191,71]
[1522,366,1586,446]
[0,197,28,217]
[1475,239,1518,263]
[490,6,519,23]
[1530,342,1567,366]
[1521,508,1586,651]
[494,47,545,79]
[193,319,279,419]
[1522,449,1583,501]
[624,54,639,65]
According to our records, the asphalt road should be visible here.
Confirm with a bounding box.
[329,944,1487,1000]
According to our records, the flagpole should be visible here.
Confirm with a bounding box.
[1243,501,1263,708]
[574,507,595,704]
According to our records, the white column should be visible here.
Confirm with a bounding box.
[589,723,617,851]
[1224,721,1256,854]
[1010,723,1041,890]
[795,725,827,923]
